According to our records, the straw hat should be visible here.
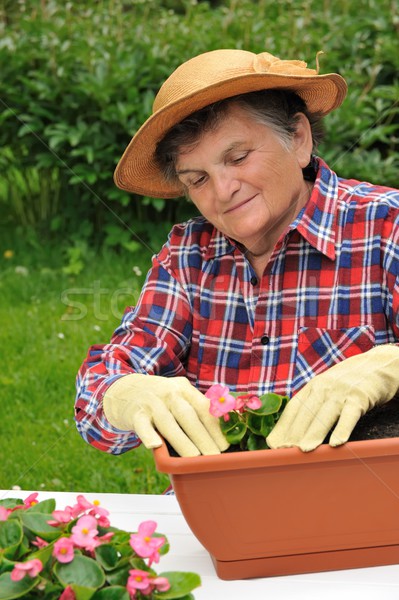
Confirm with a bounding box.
[114,48,347,198]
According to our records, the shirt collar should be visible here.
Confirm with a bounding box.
[294,157,338,260]
[204,227,236,260]
[204,157,339,262]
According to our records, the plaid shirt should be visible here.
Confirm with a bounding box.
[75,158,399,454]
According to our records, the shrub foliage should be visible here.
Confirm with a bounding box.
[0,0,398,249]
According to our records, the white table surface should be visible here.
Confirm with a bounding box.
[2,490,399,599]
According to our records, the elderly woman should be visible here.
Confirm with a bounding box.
[75,49,399,458]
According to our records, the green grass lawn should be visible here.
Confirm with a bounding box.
[0,234,170,494]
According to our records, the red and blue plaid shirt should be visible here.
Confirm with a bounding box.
[75,158,399,454]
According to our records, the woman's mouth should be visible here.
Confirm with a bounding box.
[224,196,256,214]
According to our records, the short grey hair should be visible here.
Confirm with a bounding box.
[155,89,324,186]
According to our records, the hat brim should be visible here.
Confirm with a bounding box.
[114,71,347,198]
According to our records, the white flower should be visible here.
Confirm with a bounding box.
[93,324,101,331]
[132,266,142,276]
[15,266,29,276]
[57,332,65,339]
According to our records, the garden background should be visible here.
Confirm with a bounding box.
[0,0,398,494]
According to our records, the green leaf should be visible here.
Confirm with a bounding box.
[0,501,23,511]
[104,565,130,587]
[247,393,284,416]
[246,413,262,435]
[220,416,247,445]
[246,433,268,451]
[225,427,247,446]
[108,531,130,547]
[260,414,277,437]
[28,540,54,568]
[156,572,201,599]
[19,513,60,542]
[27,499,56,514]
[121,240,141,253]
[247,413,275,437]
[154,533,169,556]
[95,545,119,571]
[0,571,39,599]
[219,411,241,430]
[142,197,165,212]
[280,395,289,412]
[0,521,23,559]
[91,586,129,600]
[54,555,105,590]
[0,555,17,576]
[70,583,98,600]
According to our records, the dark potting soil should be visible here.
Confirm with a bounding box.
[347,395,399,442]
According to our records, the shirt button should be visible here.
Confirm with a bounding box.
[260,335,270,345]
[250,276,258,286]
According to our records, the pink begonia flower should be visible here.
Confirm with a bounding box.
[70,515,99,550]
[235,395,246,412]
[23,493,39,508]
[53,537,75,563]
[97,531,114,543]
[32,536,48,549]
[245,394,262,410]
[10,559,43,581]
[59,585,76,600]
[126,569,152,596]
[48,506,74,526]
[205,384,237,418]
[70,494,93,518]
[126,570,171,598]
[12,493,39,513]
[88,505,110,528]
[152,576,171,592]
[71,495,110,527]
[129,520,165,566]
[235,393,262,412]
[0,506,10,521]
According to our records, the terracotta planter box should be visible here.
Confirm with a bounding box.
[153,437,399,580]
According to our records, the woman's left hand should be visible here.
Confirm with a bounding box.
[266,344,399,451]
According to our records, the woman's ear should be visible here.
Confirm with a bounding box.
[292,113,313,169]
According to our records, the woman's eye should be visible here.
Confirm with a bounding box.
[231,152,249,164]
[190,175,206,187]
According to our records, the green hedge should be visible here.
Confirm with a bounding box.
[0,0,398,250]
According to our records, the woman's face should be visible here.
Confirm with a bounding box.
[175,104,313,256]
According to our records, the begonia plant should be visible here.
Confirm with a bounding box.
[206,384,288,451]
[0,493,200,599]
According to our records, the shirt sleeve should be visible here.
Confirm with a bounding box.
[74,241,194,455]
[381,199,399,338]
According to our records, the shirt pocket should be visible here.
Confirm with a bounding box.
[292,325,375,393]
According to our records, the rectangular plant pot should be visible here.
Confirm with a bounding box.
[153,438,399,580]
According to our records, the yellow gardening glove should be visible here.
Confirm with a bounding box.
[266,344,399,452]
[103,374,229,457]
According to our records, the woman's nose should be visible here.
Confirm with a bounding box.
[212,169,240,202]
